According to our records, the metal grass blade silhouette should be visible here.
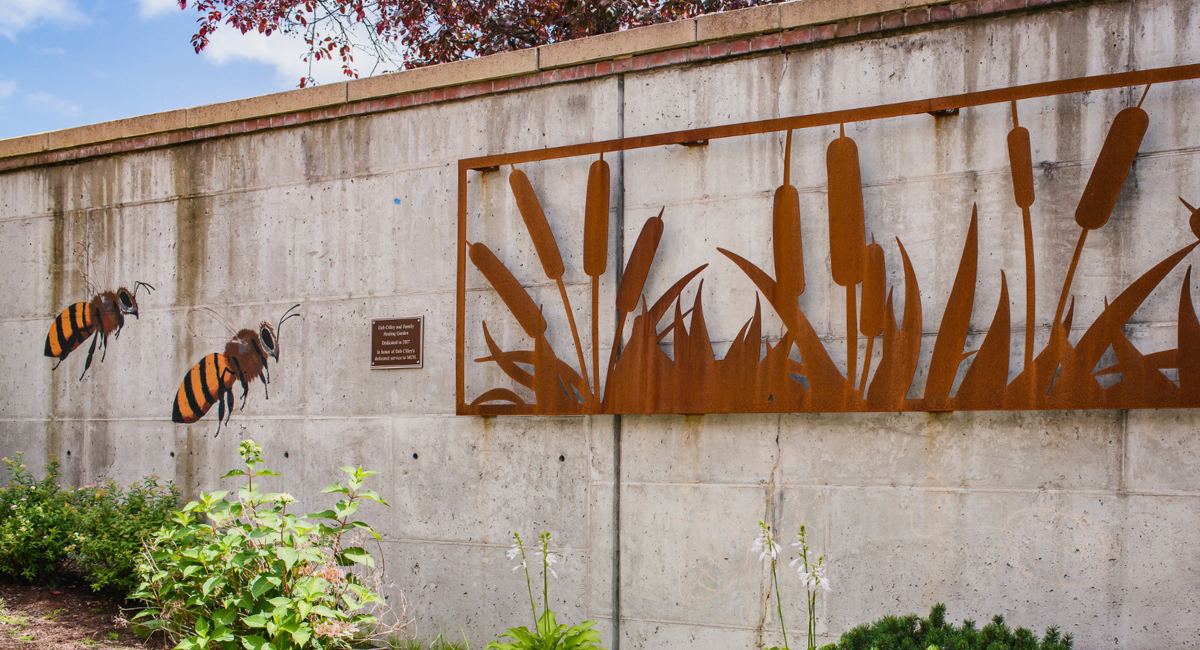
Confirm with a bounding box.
[924,205,979,405]
[866,238,922,409]
[955,272,1011,407]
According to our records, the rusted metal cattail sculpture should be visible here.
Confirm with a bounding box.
[774,130,805,320]
[1008,100,1038,383]
[858,236,885,393]
[828,124,867,395]
[584,155,610,398]
[1055,95,1150,327]
[510,168,590,397]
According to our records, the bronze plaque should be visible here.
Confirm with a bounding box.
[372,317,423,369]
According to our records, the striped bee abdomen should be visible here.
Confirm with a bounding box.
[172,353,236,423]
[44,302,96,359]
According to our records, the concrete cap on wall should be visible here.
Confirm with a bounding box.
[0,0,1070,165]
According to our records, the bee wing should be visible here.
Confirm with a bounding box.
[74,241,101,296]
[186,307,239,345]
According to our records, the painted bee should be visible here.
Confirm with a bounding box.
[44,282,155,380]
[172,304,300,435]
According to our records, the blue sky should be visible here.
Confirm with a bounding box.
[0,0,363,140]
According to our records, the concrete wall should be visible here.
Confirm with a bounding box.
[2,0,1199,648]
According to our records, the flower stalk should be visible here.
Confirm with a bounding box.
[753,520,788,650]
[789,525,830,650]
[507,532,538,628]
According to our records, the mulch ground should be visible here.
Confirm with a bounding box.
[0,582,164,650]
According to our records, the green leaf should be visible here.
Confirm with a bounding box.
[310,605,340,619]
[290,626,311,646]
[213,609,236,628]
[356,489,388,505]
[242,614,269,629]
[221,469,247,479]
[240,634,269,650]
[275,546,299,571]
[307,509,338,520]
[195,618,210,636]
[333,501,359,519]
[202,575,223,596]
[250,576,275,598]
[339,547,374,566]
[345,521,383,540]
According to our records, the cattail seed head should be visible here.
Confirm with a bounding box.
[584,158,611,278]
[469,242,547,338]
[510,169,565,280]
[1007,126,1035,209]
[773,184,805,307]
[1075,106,1148,231]
[860,239,886,338]
[827,133,866,287]
[616,210,665,314]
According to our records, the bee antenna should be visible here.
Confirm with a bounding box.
[133,281,155,299]
[276,303,302,337]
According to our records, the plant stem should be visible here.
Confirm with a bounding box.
[808,594,816,650]
[1054,228,1088,328]
[845,284,858,399]
[772,561,789,650]
[520,544,537,629]
[557,277,591,401]
[592,276,600,406]
[542,550,549,620]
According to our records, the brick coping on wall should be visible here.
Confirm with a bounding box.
[0,0,1086,172]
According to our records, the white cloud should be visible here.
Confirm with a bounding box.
[0,0,86,39]
[0,80,15,99]
[135,0,178,19]
[201,25,387,88]
[25,90,79,116]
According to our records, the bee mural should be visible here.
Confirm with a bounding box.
[44,282,155,380]
[172,304,300,435]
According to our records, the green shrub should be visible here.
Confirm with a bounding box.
[833,603,1072,650]
[0,453,178,594]
[133,440,396,650]
[0,454,74,583]
[67,475,180,595]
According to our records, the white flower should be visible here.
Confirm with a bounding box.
[543,551,559,578]
[751,521,781,563]
[506,533,527,572]
[797,564,831,593]
[813,565,831,593]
